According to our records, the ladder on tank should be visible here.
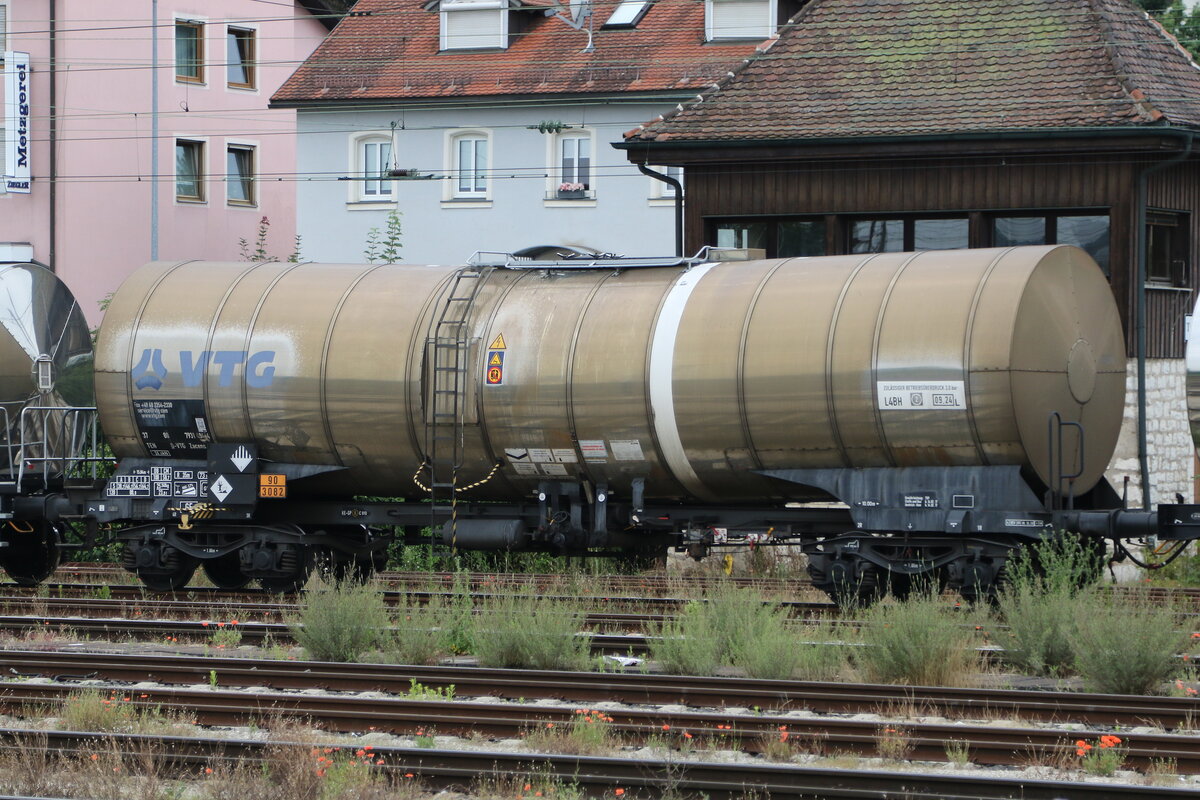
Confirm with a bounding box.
[423,267,489,541]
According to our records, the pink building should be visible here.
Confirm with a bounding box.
[0,2,336,323]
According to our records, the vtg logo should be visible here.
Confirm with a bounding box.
[132,349,276,391]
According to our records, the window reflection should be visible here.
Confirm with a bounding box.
[778,220,825,256]
[994,217,1046,246]
[914,218,968,250]
[851,220,904,253]
[1057,215,1109,272]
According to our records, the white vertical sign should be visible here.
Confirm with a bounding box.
[4,52,31,193]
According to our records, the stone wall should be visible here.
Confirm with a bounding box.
[1107,358,1195,507]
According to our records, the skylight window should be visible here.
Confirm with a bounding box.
[602,0,651,28]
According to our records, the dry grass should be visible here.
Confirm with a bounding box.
[522,709,619,756]
[55,690,196,734]
[0,733,171,800]
[875,725,913,761]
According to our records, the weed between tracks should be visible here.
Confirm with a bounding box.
[0,731,430,800]
[523,708,618,756]
[54,690,196,735]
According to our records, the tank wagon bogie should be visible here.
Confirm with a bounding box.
[0,246,1197,601]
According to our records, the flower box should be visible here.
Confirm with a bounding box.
[557,188,586,199]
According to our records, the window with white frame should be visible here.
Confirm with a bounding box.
[440,0,508,50]
[353,136,393,201]
[558,133,592,193]
[649,164,682,198]
[227,27,256,89]
[451,132,489,198]
[175,139,206,201]
[705,0,774,40]
[175,19,204,83]
[226,144,255,205]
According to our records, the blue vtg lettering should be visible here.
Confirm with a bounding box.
[132,349,276,390]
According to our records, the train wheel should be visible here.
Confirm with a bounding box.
[202,554,250,589]
[809,556,887,608]
[0,522,62,586]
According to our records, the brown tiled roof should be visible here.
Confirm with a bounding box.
[273,0,764,103]
[624,0,1200,144]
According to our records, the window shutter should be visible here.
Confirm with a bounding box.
[708,0,771,39]
[442,7,506,50]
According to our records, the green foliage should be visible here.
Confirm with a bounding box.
[237,216,302,263]
[363,211,404,263]
[385,595,451,665]
[1135,0,1200,57]
[649,601,722,676]
[403,678,454,701]
[649,583,844,679]
[289,576,389,662]
[857,590,977,686]
[471,592,591,670]
[992,535,1104,675]
[1071,593,1188,694]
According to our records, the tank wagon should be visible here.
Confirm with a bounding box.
[1,246,1198,600]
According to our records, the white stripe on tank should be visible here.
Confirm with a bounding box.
[648,262,718,500]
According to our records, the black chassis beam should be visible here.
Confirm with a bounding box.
[801,531,1017,575]
[114,521,388,563]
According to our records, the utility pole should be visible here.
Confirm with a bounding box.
[150,0,159,260]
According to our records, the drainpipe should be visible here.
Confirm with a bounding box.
[47,0,57,272]
[638,163,682,257]
[1135,130,1194,509]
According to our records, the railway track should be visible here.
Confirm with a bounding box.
[0,649,1198,772]
[4,649,1199,730]
[1,728,1190,800]
[0,679,1197,773]
[0,613,656,653]
[0,582,844,620]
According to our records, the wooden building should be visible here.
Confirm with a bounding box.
[618,0,1200,503]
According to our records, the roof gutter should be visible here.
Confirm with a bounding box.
[1134,128,1194,509]
[614,125,1199,154]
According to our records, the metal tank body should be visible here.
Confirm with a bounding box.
[0,262,94,476]
[94,246,1124,503]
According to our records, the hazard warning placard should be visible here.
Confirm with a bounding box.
[485,344,505,385]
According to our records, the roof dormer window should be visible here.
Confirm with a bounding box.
[602,0,652,29]
[440,0,509,50]
[705,0,775,40]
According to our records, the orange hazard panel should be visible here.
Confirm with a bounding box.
[259,474,287,498]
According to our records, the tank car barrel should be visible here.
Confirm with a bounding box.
[93,245,1124,506]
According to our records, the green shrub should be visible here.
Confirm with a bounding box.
[858,592,977,686]
[791,623,848,681]
[991,534,1105,676]
[385,594,449,666]
[1071,594,1187,694]
[471,593,591,670]
[289,576,389,662]
[649,601,722,676]
[992,583,1080,675]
